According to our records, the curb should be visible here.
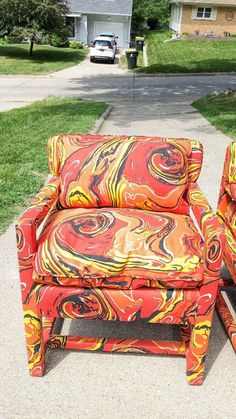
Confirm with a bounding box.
[90,105,113,134]
[133,71,236,78]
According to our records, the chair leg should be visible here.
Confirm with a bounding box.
[185,320,211,385]
[21,277,46,376]
[23,308,45,376]
[185,285,217,385]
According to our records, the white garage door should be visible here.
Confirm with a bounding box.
[94,22,124,47]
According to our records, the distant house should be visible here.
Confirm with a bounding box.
[67,0,133,47]
[170,0,236,37]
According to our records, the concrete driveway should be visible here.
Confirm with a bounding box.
[1,57,236,418]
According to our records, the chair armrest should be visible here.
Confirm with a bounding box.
[187,183,225,283]
[16,176,60,257]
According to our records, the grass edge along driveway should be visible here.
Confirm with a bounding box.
[0,97,107,233]
[0,44,88,75]
[138,31,236,73]
[193,92,236,139]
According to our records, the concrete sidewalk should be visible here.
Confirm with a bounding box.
[1,61,236,418]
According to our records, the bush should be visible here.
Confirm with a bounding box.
[230,34,236,38]
[0,36,12,45]
[46,28,70,48]
[69,41,84,49]
[50,33,69,48]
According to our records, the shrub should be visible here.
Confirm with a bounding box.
[50,33,69,48]
[69,41,84,49]
[182,32,189,36]
[0,36,12,45]
[230,34,236,38]
[47,28,70,48]
[42,34,51,45]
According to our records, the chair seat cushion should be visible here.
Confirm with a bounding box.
[33,208,204,289]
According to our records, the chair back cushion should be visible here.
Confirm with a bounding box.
[47,134,203,214]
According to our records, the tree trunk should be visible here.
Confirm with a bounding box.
[29,40,34,57]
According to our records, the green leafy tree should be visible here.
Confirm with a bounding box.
[132,0,170,33]
[0,0,69,56]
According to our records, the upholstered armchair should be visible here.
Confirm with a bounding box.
[217,142,236,352]
[16,134,224,385]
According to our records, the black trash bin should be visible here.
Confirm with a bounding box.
[135,37,145,52]
[125,50,139,69]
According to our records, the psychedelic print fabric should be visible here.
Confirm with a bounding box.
[15,134,225,384]
[47,134,203,214]
[217,142,236,351]
[33,208,204,288]
[218,142,236,282]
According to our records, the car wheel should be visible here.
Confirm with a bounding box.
[110,58,115,64]
[90,57,94,63]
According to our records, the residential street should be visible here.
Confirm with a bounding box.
[1,54,236,108]
[1,54,236,206]
[1,56,236,418]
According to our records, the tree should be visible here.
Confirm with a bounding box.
[0,0,69,56]
[132,0,170,33]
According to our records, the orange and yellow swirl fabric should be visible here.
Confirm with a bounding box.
[33,208,204,289]
[47,134,203,214]
[217,141,236,283]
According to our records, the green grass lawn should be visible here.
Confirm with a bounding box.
[193,92,236,139]
[0,44,88,74]
[139,31,236,73]
[0,97,107,232]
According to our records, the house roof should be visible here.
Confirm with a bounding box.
[68,0,133,16]
[170,0,236,4]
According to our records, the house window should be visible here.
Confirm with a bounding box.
[66,17,75,38]
[196,7,212,19]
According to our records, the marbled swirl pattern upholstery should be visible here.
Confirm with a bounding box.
[217,142,236,351]
[16,134,224,384]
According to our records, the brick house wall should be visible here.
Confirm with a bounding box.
[181,5,236,36]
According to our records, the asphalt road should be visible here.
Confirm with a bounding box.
[0,54,236,108]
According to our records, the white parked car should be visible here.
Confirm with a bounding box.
[90,36,116,64]
[99,32,118,49]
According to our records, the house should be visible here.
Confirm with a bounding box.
[67,0,133,47]
[170,0,236,37]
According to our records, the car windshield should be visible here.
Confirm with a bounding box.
[93,40,111,47]
[100,33,114,38]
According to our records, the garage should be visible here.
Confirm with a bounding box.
[68,1,133,49]
[94,22,124,47]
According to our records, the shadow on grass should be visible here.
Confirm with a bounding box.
[137,59,236,74]
[0,44,87,63]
